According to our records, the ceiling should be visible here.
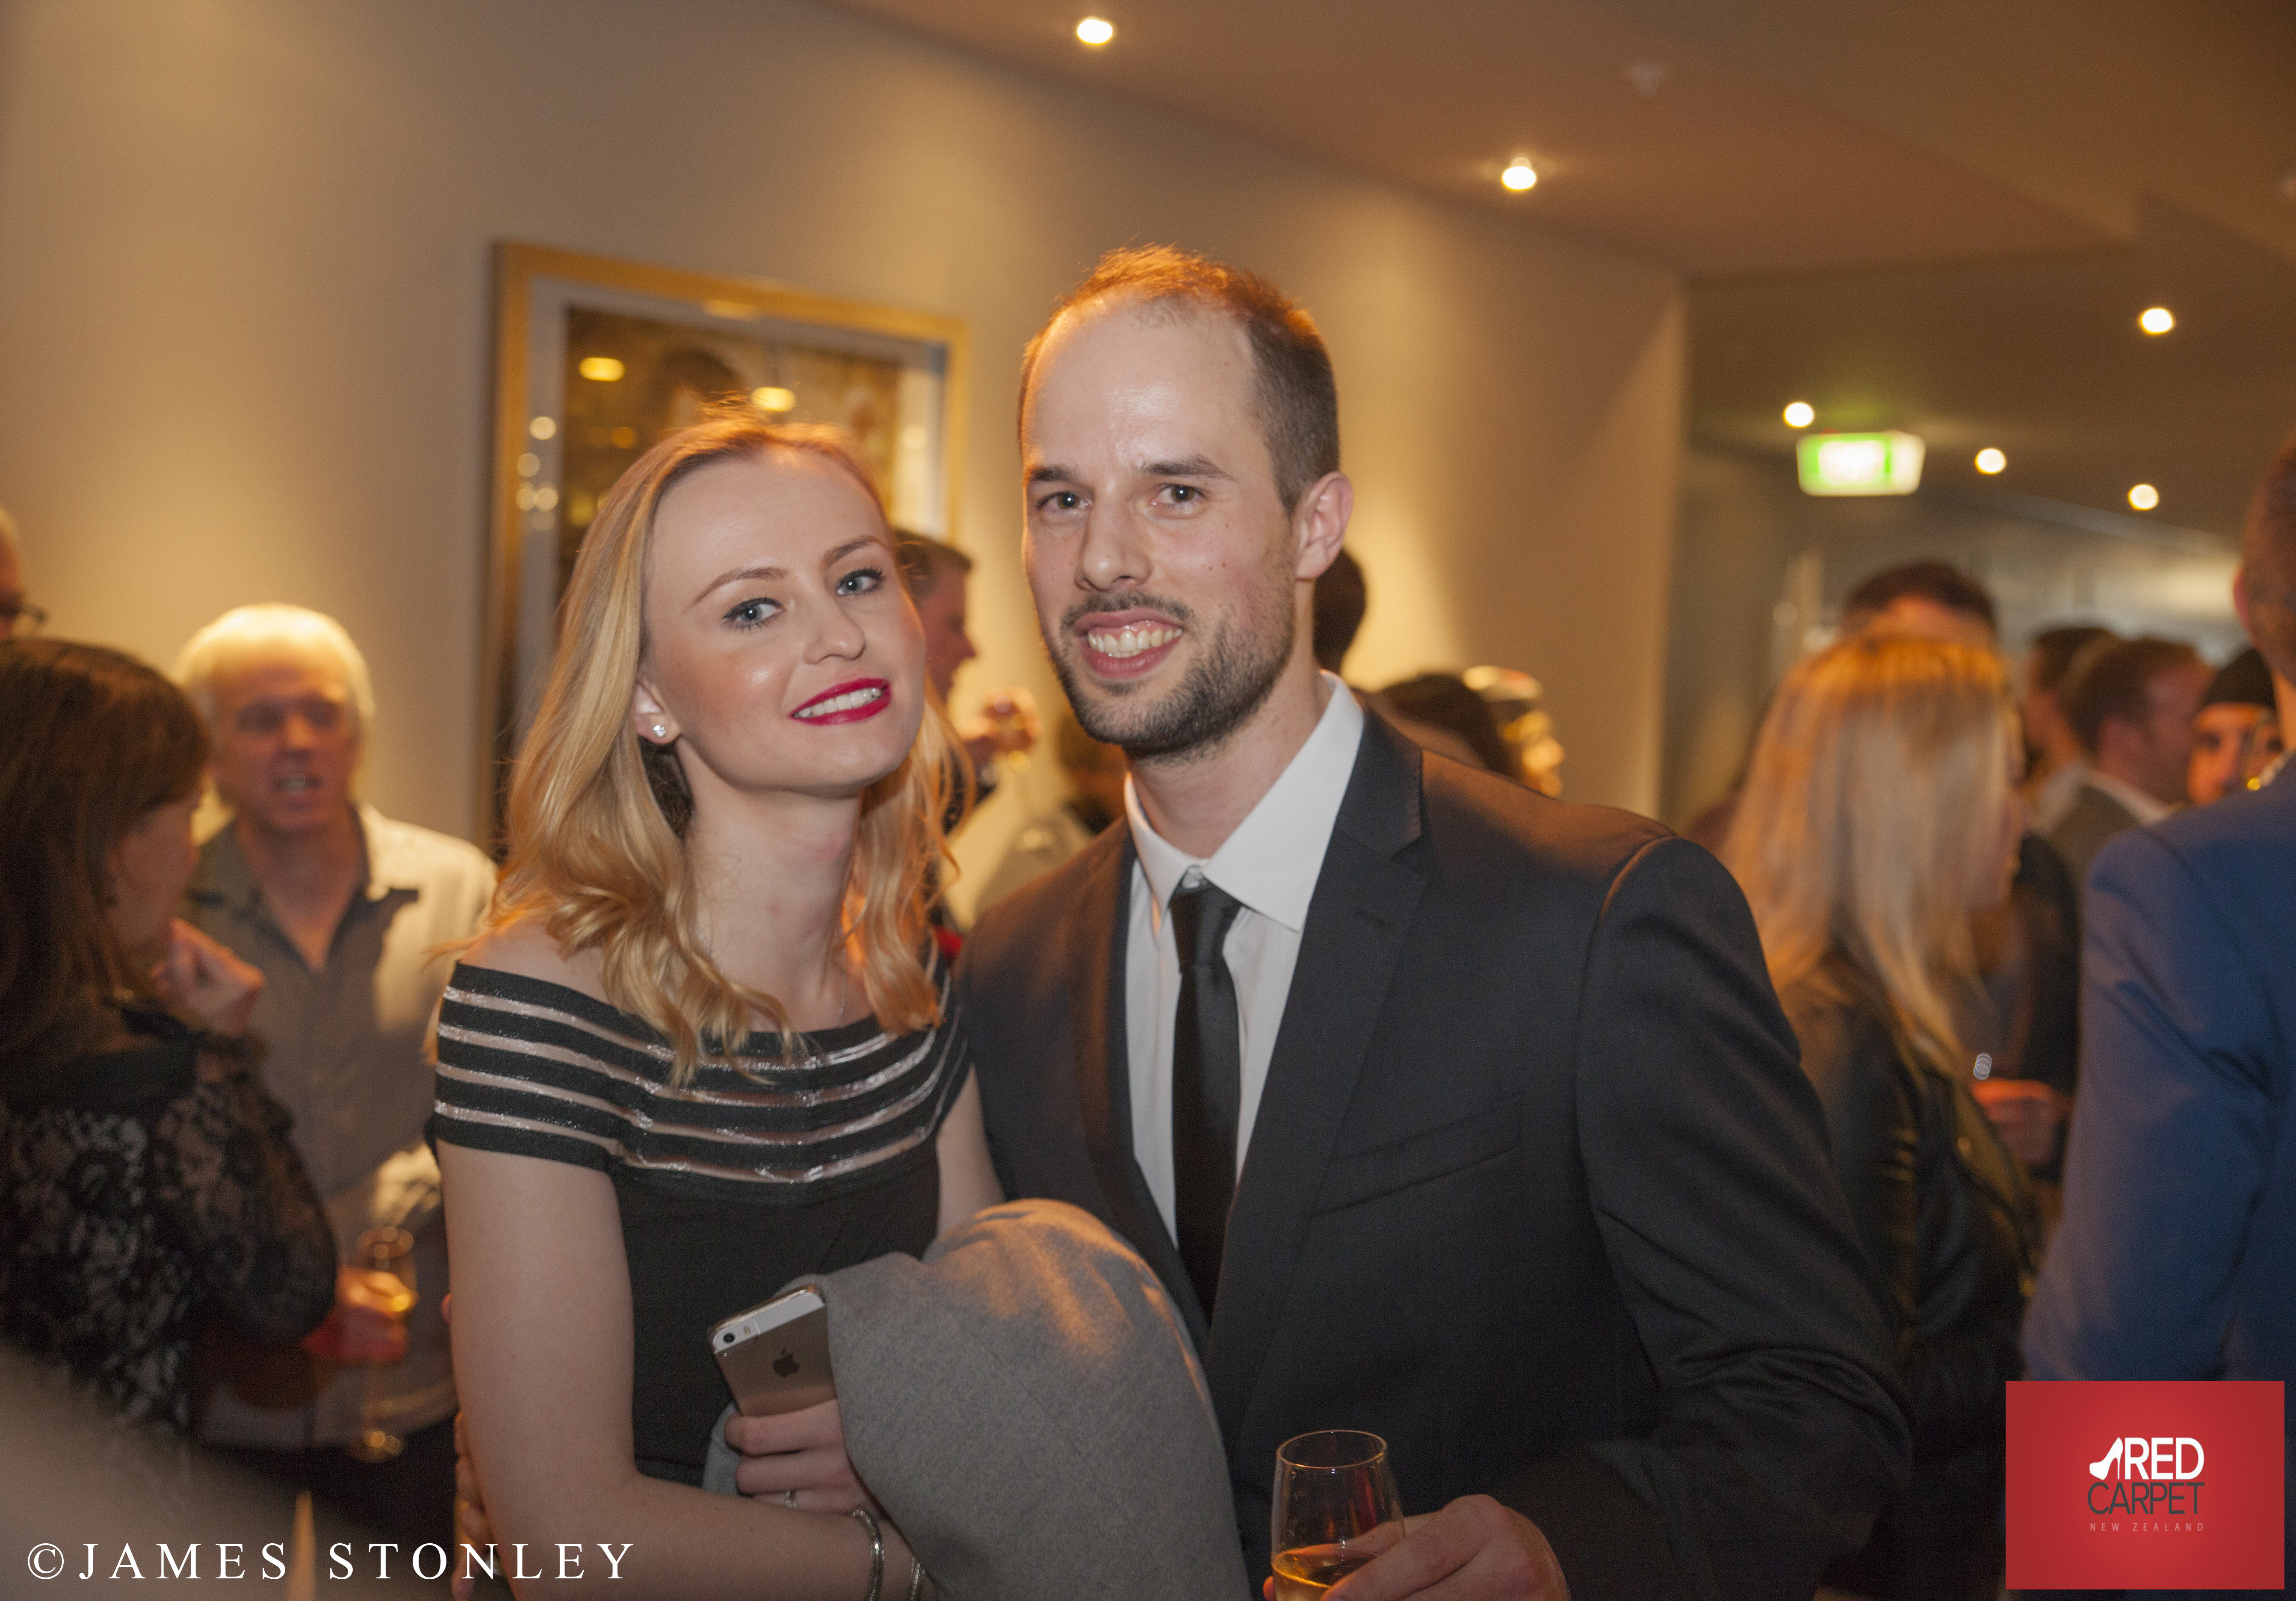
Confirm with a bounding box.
[1693,201,2296,538]
[824,0,2296,535]
[1589,0,2296,269]
[827,0,2115,275]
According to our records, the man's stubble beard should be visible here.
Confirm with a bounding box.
[1049,561,1298,767]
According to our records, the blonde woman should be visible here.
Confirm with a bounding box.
[1723,634,2040,1601]
[434,415,999,1598]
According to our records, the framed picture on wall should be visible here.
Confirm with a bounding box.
[482,242,968,844]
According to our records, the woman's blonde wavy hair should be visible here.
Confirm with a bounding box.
[1722,633,2014,1077]
[490,411,953,1085]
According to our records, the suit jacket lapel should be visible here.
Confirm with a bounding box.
[1205,714,1429,1448]
[1066,827,1211,1347]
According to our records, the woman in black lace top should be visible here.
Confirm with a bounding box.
[0,642,338,1432]
[437,415,1001,1598]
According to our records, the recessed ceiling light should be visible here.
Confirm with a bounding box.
[1075,16,1114,45]
[752,387,797,413]
[1500,160,1537,192]
[577,356,626,382]
[1976,448,2006,474]
[2139,306,2175,335]
[1625,60,1672,99]
[1782,401,1814,428]
[2128,482,2160,511]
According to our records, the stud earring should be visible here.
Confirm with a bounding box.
[650,723,668,740]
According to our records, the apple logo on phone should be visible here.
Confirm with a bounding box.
[773,1349,800,1378]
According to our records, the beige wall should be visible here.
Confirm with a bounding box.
[0,0,1681,839]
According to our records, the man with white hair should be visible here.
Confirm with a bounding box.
[174,604,494,1547]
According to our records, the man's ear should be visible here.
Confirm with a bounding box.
[1292,471,1354,581]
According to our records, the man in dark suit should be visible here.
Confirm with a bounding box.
[2024,430,2296,1586]
[961,245,1907,1600]
[2046,635,2212,880]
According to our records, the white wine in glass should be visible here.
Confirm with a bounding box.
[346,1226,416,1463]
[1271,1430,1406,1599]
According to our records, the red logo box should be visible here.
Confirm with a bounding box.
[2007,1379,2284,1591]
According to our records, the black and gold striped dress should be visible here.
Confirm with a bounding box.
[428,955,970,1486]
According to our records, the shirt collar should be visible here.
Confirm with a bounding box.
[1126,672,1365,935]
[186,816,264,916]
[352,805,427,903]
[2086,770,2179,828]
[186,803,411,912]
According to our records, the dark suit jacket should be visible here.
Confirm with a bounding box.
[2011,832,2083,1101]
[959,713,1909,1600]
[2046,781,2141,883]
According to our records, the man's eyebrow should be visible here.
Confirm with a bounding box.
[1026,457,1232,487]
[693,562,785,605]
[233,690,343,711]
[1141,455,1229,480]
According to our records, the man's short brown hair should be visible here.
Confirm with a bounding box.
[1018,245,1340,513]
[2029,624,2117,697]
[2243,427,2296,681]
[1842,560,1998,638]
[894,531,973,600]
[2063,636,2205,753]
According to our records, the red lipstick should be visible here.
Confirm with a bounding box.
[791,678,892,725]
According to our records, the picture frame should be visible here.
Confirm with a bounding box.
[480,242,969,843]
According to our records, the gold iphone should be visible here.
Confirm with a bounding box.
[709,1286,835,1416]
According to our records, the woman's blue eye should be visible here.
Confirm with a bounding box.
[726,598,778,627]
[837,565,886,596]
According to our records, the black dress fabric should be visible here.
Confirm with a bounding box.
[0,1001,337,1433]
[428,958,971,1486]
[1785,957,2042,1601]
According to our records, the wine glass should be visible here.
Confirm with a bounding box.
[1271,1430,1407,1599]
[345,1226,417,1463]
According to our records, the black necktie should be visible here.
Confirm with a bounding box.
[1170,876,1245,1319]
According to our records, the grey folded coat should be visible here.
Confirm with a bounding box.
[704,1198,1249,1601]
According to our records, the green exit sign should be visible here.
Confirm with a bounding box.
[1797,431,1925,496]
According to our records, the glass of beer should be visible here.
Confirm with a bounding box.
[346,1226,417,1463]
[1272,1430,1407,1598]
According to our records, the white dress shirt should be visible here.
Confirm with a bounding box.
[1124,674,1365,1242]
[2085,768,2179,827]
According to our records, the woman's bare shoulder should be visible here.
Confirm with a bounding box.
[459,914,608,1002]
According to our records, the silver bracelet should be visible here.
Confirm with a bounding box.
[906,1548,926,1601]
[848,1506,884,1601]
